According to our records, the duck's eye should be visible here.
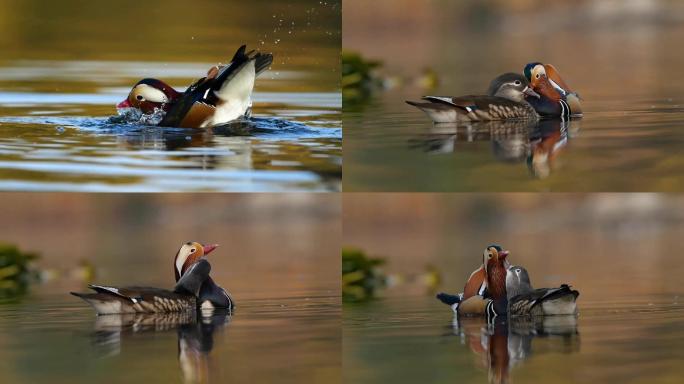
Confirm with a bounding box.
[190,248,196,253]
[516,268,521,273]
[514,80,521,86]
[535,74,541,79]
[136,95,144,101]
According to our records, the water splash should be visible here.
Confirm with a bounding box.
[111,107,165,126]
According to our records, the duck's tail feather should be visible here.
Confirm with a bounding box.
[254,52,274,76]
[70,292,129,315]
[406,100,461,123]
[436,292,462,306]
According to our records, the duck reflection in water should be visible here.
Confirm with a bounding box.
[408,118,581,179]
[91,309,232,383]
[450,315,579,384]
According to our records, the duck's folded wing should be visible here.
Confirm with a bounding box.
[420,95,479,113]
[174,259,211,296]
[511,285,579,309]
[88,285,183,302]
[539,284,579,301]
[422,95,531,119]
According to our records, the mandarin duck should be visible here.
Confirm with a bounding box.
[505,265,579,316]
[71,242,233,314]
[406,73,540,123]
[436,245,511,316]
[117,45,273,128]
[524,62,582,117]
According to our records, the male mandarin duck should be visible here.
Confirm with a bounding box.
[117,45,273,128]
[505,265,579,316]
[524,62,582,117]
[71,242,233,314]
[406,73,541,123]
[174,242,234,310]
[436,245,511,316]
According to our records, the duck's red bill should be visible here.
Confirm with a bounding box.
[499,250,509,258]
[203,244,219,255]
[117,99,131,109]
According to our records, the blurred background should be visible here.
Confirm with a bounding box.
[343,193,684,383]
[1,193,339,296]
[344,193,684,299]
[0,193,340,384]
[0,0,340,92]
[344,0,683,97]
[343,0,684,192]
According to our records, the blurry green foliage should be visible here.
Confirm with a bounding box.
[0,244,40,299]
[342,51,383,105]
[342,247,386,302]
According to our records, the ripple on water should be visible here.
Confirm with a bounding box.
[0,92,341,191]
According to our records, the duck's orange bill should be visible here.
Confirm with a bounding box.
[117,99,132,109]
[203,244,219,255]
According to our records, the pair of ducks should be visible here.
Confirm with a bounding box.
[436,245,579,317]
[117,45,273,128]
[71,242,233,314]
[407,63,582,123]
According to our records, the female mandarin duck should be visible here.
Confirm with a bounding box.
[71,242,233,314]
[117,45,273,128]
[524,62,582,117]
[406,73,541,123]
[436,245,511,316]
[505,265,579,316]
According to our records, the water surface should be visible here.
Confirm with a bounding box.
[344,294,684,384]
[1,291,340,384]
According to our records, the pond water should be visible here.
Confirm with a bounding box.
[344,94,684,192]
[0,0,341,192]
[344,294,684,384]
[343,0,684,192]
[1,290,340,384]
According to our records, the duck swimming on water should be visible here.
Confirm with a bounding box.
[406,73,540,123]
[71,241,234,314]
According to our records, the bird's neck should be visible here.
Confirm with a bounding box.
[487,263,508,300]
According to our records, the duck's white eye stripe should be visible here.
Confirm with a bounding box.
[136,84,169,103]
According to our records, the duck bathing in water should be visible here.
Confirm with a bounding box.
[116,45,273,128]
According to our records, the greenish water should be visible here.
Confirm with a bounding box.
[0,0,341,192]
[344,294,684,384]
[344,94,684,192]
